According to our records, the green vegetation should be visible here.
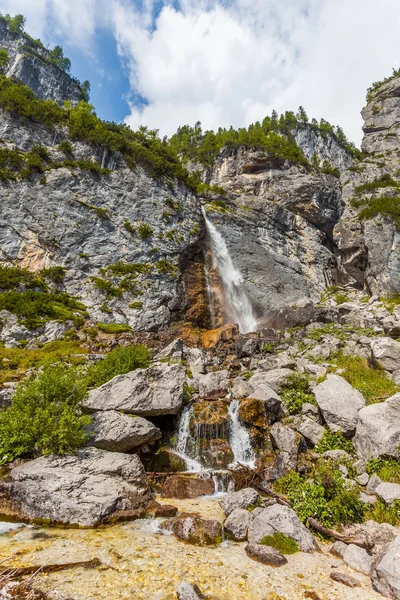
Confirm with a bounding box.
[138,223,153,238]
[105,262,152,277]
[367,68,400,100]
[315,430,354,455]
[358,196,400,228]
[123,220,135,234]
[90,276,122,299]
[260,533,299,554]
[41,266,65,284]
[85,344,151,389]
[381,294,400,313]
[157,259,178,275]
[0,364,90,464]
[354,174,399,196]
[366,457,400,484]
[274,461,365,527]
[279,373,315,415]
[57,140,73,155]
[308,322,347,342]
[365,499,400,526]
[97,322,132,334]
[328,353,400,403]
[0,49,8,72]
[129,301,143,310]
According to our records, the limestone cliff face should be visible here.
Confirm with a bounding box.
[207,146,344,322]
[293,125,352,173]
[334,75,400,295]
[0,20,83,104]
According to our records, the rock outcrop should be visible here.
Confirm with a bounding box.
[353,393,400,459]
[85,410,161,452]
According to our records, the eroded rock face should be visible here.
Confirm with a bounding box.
[353,393,400,459]
[84,364,186,416]
[313,374,366,437]
[0,448,151,526]
[85,411,161,452]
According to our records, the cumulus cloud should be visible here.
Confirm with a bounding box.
[1,0,400,144]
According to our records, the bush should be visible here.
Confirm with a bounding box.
[366,457,400,484]
[279,373,315,415]
[260,532,299,554]
[85,344,151,388]
[138,223,153,239]
[365,499,400,526]
[97,322,132,334]
[274,461,365,527]
[315,429,354,455]
[0,365,90,463]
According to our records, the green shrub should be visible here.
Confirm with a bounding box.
[157,259,178,275]
[334,292,349,305]
[279,373,315,415]
[315,430,354,454]
[274,461,365,527]
[90,276,122,299]
[365,499,400,526]
[329,353,400,403]
[260,533,299,554]
[354,174,399,196]
[381,294,400,313]
[85,344,151,388]
[123,220,135,234]
[57,140,73,155]
[41,266,65,284]
[129,301,143,310]
[105,262,152,276]
[358,196,400,228]
[138,223,153,238]
[0,365,90,463]
[0,265,33,289]
[97,322,132,334]
[366,457,400,483]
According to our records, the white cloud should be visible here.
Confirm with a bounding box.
[0,0,400,144]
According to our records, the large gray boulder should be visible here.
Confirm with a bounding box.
[220,488,259,516]
[376,482,400,506]
[224,508,250,541]
[245,543,287,566]
[371,535,400,599]
[86,410,161,452]
[0,448,151,526]
[248,369,292,394]
[371,338,400,373]
[342,544,373,575]
[353,394,400,459]
[84,364,186,416]
[294,416,325,447]
[197,370,229,399]
[247,504,316,552]
[269,423,299,472]
[313,374,365,437]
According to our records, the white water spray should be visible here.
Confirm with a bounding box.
[175,405,202,472]
[202,208,257,334]
[228,400,256,468]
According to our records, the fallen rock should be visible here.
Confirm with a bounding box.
[330,540,347,558]
[371,338,400,372]
[353,394,400,459]
[161,476,214,499]
[329,572,361,588]
[85,410,161,452]
[220,488,259,516]
[0,448,151,527]
[247,504,316,552]
[224,508,250,541]
[231,377,253,399]
[245,543,287,566]
[162,516,222,546]
[342,543,373,575]
[376,482,400,506]
[177,582,204,600]
[198,370,229,399]
[269,423,300,472]
[84,363,186,416]
[313,374,365,437]
[366,473,383,495]
[371,535,400,599]
[249,369,293,393]
[294,416,325,447]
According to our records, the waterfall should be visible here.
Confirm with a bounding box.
[228,400,256,469]
[202,208,257,334]
[175,405,202,472]
[203,255,217,329]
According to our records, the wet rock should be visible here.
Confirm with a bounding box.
[197,370,230,399]
[200,325,239,349]
[245,543,287,566]
[239,397,281,429]
[371,535,400,599]
[190,400,230,438]
[220,487,259,516]
[371,338,400,373]
[0,448,151,527]
[354,393,400,459]
[153,503,179,518]
[342,543,373,575]
[329,572,361,588]
[146,448,187,473]
[84,364,186,416]
[224,508,250,541]
[198,438,234,469]
[163,515,222,546]
[161,476,215,499]
[376,482,400,506]
[248,504,316,552]
[313,374,366,437]
[85,410,161,452]
[177,582,205,600]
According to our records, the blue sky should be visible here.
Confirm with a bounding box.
[1,0,400,145]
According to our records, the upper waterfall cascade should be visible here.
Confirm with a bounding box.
[202,208,258,334]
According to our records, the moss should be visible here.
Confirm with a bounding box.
[97,322,132,334]
[129,301,143,310]
[90,276,122,298]
[157,259,178,275]
[260,533,299,554]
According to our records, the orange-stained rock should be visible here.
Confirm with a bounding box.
[201,324,239,349]
[161,475,215,499]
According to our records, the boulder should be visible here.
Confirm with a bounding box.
[231,377,253,399]
[269,423,300,473]
[197,370,229,399]
[313,374,365,437]
[0,448,150,527]
[354,394,400,459]
[329,572,361,588]
[245,543,287,566]
[342,544,373,575]
[186,348,207,375]
[294,416,325,447]
[248,369,292,393]
[371,338,400,372]
[365,473,383,495]
[220,488,259,516]
[247,504,316,552]
[371,535,400,599]
[161,476,215,499]
[162,516,222,546]
[238,397,282,429]
[346,520,397,555]
[301,402,321,422]
[177,582,204,600]
[224,508,250,541]
[84,364,186,416]
[376,482,400,506]
[155,338,184,361]
[86,410,161,452]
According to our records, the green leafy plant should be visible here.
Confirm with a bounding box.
[85,344,151,388]
[315,429,354,455]
[366,457,400,484]
[260,533,299,554]
[138,223,153,239]
[365,499,400,526]
[279,373,315,415]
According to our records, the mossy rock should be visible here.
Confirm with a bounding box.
[198,438,234,469]
[146,447,187,473]
[190,400,230,438]
[239,398,268,429]
[260,532,299,554]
